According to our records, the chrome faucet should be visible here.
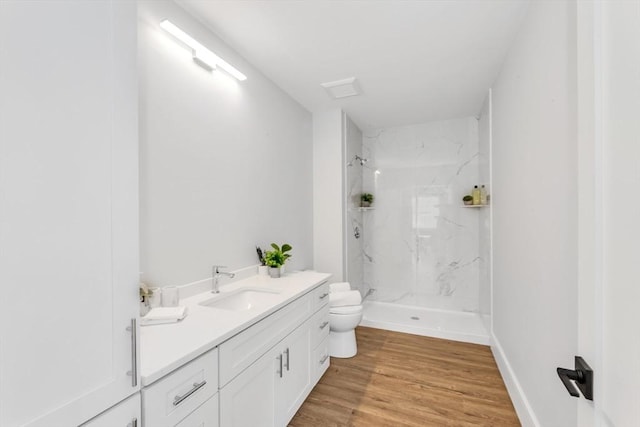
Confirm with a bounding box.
[212,265,235,293]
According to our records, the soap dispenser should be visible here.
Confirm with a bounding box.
[480,185,487,205]
[472,185,481,205]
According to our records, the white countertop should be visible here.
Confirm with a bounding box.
[140,270,331,386]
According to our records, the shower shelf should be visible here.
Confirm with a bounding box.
[461,204,489,208]
[350,207,375,212]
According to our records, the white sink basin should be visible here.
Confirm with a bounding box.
[200,288,282,311]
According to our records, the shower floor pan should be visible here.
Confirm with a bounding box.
[360,300,490,345]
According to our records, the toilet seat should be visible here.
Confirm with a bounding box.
[330,305,363,315]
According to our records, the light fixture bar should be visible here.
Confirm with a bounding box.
[160,19,247,81]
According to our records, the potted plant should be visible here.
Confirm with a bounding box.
[462,195,473,206]
[139,282,154,316]
[360,193,374,207]
[263,243,292,278]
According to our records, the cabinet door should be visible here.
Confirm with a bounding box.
[276,324,312,427]
[81,393,141,427]
[219,347,278,427]
[0,1,139,426]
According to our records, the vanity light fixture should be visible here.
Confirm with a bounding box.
[160,19,247,81]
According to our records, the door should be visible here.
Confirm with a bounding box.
[219,346,278,427]
[0,1,139,426]
[577,1,640,425]
[276,323,312,426]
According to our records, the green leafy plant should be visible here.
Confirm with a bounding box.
[263,243,292,268]
[139,282,153,302]
[360,193,374,203]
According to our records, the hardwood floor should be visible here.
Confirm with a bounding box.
[290,326,520,427]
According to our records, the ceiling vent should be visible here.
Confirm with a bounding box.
[320,77,361,99]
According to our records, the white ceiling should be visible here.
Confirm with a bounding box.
[178,0,529,131]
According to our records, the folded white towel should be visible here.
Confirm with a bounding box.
[141,306,188,326]
[329,290,362,307]
[329,282,351,293]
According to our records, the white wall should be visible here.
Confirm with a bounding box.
[491,1,577,426]
[139,1,313,287]
[312,109,344,282]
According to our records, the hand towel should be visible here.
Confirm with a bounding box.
[141,306,187,326]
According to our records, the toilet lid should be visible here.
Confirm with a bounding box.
[330,305,363,315]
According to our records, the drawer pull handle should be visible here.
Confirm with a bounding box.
[319,321,329,330]
[277,354,283,378]
[284,348,290,371]
[173,380,207,406]
[319,354,329,364]
[319,292,329,300]
[128,418,138,427]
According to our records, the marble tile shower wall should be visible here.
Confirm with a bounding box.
[344,115,365,296]
[363,117,481,313]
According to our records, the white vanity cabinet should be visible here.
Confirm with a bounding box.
[218,338,280,426]
[309,304,331,384]
[219,281,330,427]
[309,282,331,384]
[274,320,313,426]
[0,1,139,426]
[142,349,219,427]
[219,318,312,427]
[81,394,141,427]
[141,277,331,427]
[174,396,219,427]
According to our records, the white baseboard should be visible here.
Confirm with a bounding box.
[491,333,541,427]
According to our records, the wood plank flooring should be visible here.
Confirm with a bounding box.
[290,326,520,427]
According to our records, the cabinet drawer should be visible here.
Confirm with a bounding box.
[143,349,218,427]
[219,293,312,387]
[310,304,330,349]
[81,393,141,427]
[311,281,330,312]
[174,394,219,427]
[312,337,330,384]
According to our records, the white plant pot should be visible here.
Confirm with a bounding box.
[269,267,281,278]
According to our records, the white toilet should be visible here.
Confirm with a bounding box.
[328,282,363,358]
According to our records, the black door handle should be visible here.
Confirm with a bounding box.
[557,356,593,401]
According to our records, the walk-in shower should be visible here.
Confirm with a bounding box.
[344,113,492,345]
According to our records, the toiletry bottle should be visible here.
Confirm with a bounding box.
[480,185,487,205]
[472,185,481,205]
